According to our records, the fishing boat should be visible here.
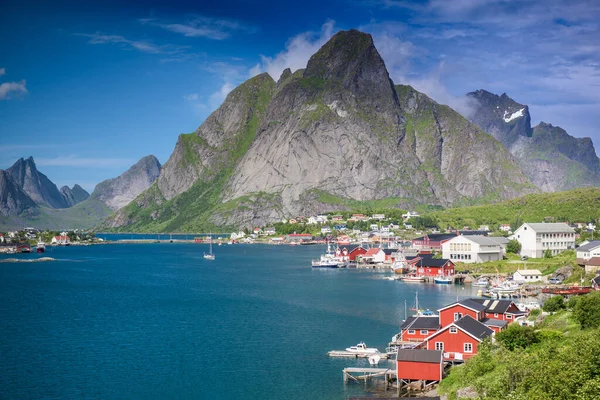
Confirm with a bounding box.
[400,275,425,283]
[472,277,489,287]
[345,342,380,354]
[311,242,348,268]
[17,244,31,253]
[203,235,215,260]
[434,276,453,284]
[36,242,46,253]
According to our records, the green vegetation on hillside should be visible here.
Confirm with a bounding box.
[439,292,600,399]
[428,187,600,230]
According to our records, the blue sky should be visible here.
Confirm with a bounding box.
[1,0,599,192]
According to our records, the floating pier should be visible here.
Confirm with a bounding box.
[327,350,389,359]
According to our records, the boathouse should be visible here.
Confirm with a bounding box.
[415,258,455,278]
[423,315,493,362]
[362,248,386,263]
[51,235,70,245]
[347,246,368,261]
[396,349,443,382]
[438,299,486,327]
[285,233,313,243]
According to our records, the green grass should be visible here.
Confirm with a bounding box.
[463,250,576,275]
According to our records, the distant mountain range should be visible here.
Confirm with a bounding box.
[467,90,600,192]
[0,156,161,230]
[2,29,597,232]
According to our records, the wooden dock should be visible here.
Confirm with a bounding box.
[343,367,395,386]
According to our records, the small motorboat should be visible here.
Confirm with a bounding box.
[36,242,46,253]
[434,277,452,284]
[472,277,489,287]
[400,275,425,283]
[345,342,381,354]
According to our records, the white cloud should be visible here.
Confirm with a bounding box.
[209,82,235,109]
[0,80,27,100]
[250,20,336,81]
[36,155,134,168]
[184,93,199,101]
[142,15,255,40]
[77,33,187,55]
[0,68,5,76]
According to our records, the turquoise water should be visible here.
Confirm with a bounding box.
[0,244,480,399]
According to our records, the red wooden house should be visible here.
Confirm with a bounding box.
[471,299,527,322]
[396,349,443,382]
[411,233,458,251]
[415,258,455,277]
[347,246,367,261]
[423,315,493,361]
[399,316,441,342]
[438,299,486,327]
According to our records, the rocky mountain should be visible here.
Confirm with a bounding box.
[104,30,537,232]
[60,184,90,207]
[91,155,161,211]
[6,157,69,208]
[0,169,37,216]
[468,90,600,192]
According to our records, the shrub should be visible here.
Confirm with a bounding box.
[506,239,521,254]
[543,296,566,312]
[496,324,540,351]
[574,291,600,329]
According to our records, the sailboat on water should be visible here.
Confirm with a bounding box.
[203,234,215,260]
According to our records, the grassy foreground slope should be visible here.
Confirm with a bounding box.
[428,187,600,229]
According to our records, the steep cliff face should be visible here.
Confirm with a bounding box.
[468,90,600,192]
[467,90,532,150]
[6,157,69,208]
[60,184,90,207]
[0,169,37,216]
[91,155,161,211]
[106,30,537,231]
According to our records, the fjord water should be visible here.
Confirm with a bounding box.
[1,243,479,399]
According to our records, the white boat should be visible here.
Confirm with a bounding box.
[345,342,380,354]
[401,275,425,283]
[472,277,489,287]
[392,253,407,273]
[368,354,381,365]
[311,242,348,268]
[203,235,215,260]
[516,301,540,311]
[493,280,520,293]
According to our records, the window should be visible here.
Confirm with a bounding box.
[450,326,457,334]
[454,312,463,321]
[408,330,415,334]
[507,315,513,319]
[464,343,473,353]
[494,313,498,318]
[420,330,428,335]
[435,342,444,351]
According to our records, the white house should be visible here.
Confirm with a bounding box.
[316,215,328,224]
[370,224,379,231]
[499,224,512,232]
[307,216,318,225]
[576,240,600,260]
[487,236,509,255]
[478,225,490,232]
[264,227,276,235]
[513,269,543,283]
[442,235,504,264]
[371,214,385,220]
[0,233,3,243]
[404,223,413,229]
[321,226,332,234]
[512,223,575,258]
[51,235,70,245]
[402,211,420,220]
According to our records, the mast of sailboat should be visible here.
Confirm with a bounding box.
[415,291,419,313]
[404,299,407,321]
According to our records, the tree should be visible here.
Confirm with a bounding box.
[496,324,540,351]
[544,249,553,258]
[574,291,600,329]
[543,296,566,312]
[506,239,521,254]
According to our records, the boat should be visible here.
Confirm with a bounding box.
[17,244,31,253]
[541,286,592,295]
[493,280,521,293]
[345,342,380,354]
[472,277,489,287]
[392,252,408,274]
[203,235,215,260]
[311,242,348,268]
[36,242,46,253]
[368,354,381,365]
[400,275,425,283]
[434,277,453,284]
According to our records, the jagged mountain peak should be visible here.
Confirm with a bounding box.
[0,169,37,216]
[6,156,69,208]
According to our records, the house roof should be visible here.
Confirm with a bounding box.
[470,299,515,314]
[460,235,501,246]
[413,233,458,242]
[577,240,600,252]
[453,315,494,340]
[397,348,442,364]
[383,249,397,255]
[365,248,383,256]
[481,318,509,328]
[459,230,489,236]
[439,299,486,313]
[417,258,452,268]
[400,316,440,330]
[514,269,542,276]
[487,236,509,245]
[524,223,575,233]
[584,257,600,266]
[347,245,367,254]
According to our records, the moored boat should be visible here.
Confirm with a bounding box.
[434,277,453,284]
[36,242,46,253]
[203,234,215,260]
[400,275,425,283]
[311,242,348,268]
[472,277,489,287]
[345,342,380,354]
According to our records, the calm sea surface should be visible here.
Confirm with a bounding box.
[0,243,480,399]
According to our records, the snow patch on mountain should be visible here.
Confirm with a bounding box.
[504,108,524,123]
